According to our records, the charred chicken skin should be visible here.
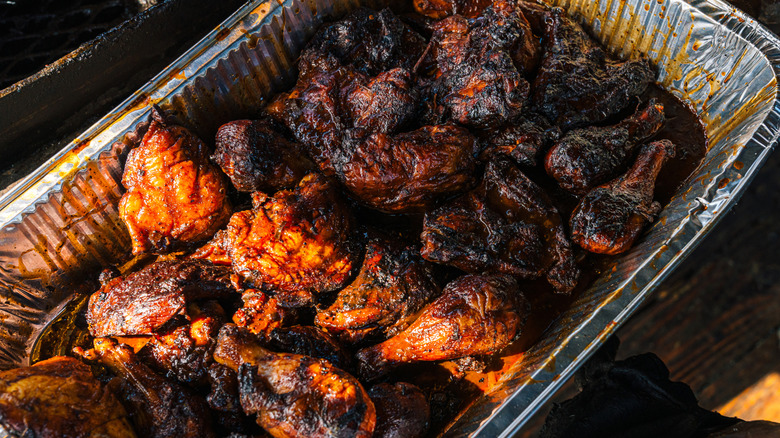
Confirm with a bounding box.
[87,259,235,337]
[369,382,430,438]
[80,338,216,438]
[0,356,136,438]
[422,157,580,293]
[414,0,491,19]
[119,107,232,255]
[139,301,226,387]
[480,112,560,168]
[211,119,313,192]
[268,325,352,370]
[213,324,376,438]
[533,8,654,129]
[334,125,480,213]
[356,274,529,379]
[316,236,440,345]
[427,0,536,128]
[232,288,296,338]
[225,174,359,307]
[570,140,676,254]
[545,99,666,194]
[303,8,427,76]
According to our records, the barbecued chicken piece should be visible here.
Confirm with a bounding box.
[304,8,427,76]
[225,174,360,307]
[233,289,297,338]
[316,237,440,344]
[213,324,376,438]
[369,382,430,438]
[570,140,676,255]
[422,158,580,293]
[480,112,560,167]
[120,106,232,255]
[345,67,418,133]
[81,338,216,438]
[533,8,654,129]
[265,51,366,175]
[211,119,313,192]
[413,0,491,19]
[357,274,528,379]
[189,229,232,265]
[546,99,665,194]
[333,125,479,213]
[139,301,226,387]
[268,326,352,370]
[0,356,137,438]
[87,259,235,337]
[428,1,535,128]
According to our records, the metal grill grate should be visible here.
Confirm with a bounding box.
[0,0,147,89]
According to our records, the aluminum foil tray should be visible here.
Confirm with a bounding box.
[0,0,779,436]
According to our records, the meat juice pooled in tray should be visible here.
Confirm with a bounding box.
[8,1,707,437]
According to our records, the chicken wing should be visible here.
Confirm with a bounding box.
[570,140,676,254]
[225,174,359,306]
[232,289,296,338]
[545,99,665,194]
[533,8,654,129]
[87,259,235,337]
[0,356,136,438]
[316,236,439,344]
[356,274,528,379]
[421,157,580,293]
[211,119,313,192]
[119,107,232,254]
[81,338,216,438]
[369,382,430,438]
[213,324,376,438]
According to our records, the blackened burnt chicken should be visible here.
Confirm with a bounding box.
[87,259,234,337]
[422,158,580,293]
[571,140,676,255]
[546,99,665,194]
[533,8,654,129]
[316,236,440,345]
[480,112,560,168]
[0,356,136,438]
[268,325,352,370]
[213,324,376,438]
[357,274,529,379]
[335,125,479,213]
[346,67,418,133]
[79,338,216,438]
[225,174,359,306]
[139,301,226,387]
[120,107,232,255]
[304,8,427,76]
[427,0,537,128]
[369,382,430,438]
[211,119,313,192]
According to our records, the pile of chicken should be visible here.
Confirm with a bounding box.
[0,1,681,437]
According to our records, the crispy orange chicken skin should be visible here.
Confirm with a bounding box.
[356,274,529,379]
[120,107,232,255]
[233,289,296,338]
[225,174,359,307]
[84,338,216,438]
[369,382,430,438]
[316,237,440,345]
[213,324,376,438]
[0,356,136,438]
[571,140,676,254]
